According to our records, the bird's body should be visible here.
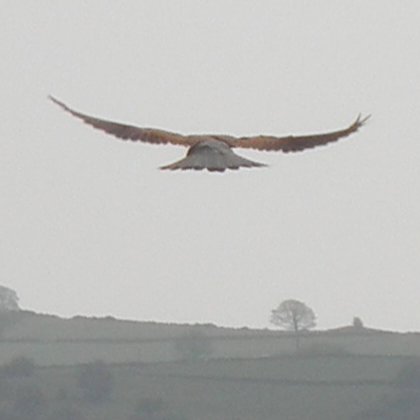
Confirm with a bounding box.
[161,139,266,171]
[49,96,369,172]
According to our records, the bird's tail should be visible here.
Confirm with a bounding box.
[160,145,266,172]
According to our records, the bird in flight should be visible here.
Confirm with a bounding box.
[50,96,369,172]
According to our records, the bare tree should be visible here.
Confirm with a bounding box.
[270,299,316,350]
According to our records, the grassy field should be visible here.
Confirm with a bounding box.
[0,354,416,420]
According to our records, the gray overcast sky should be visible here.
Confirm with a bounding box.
[1,1,419,331]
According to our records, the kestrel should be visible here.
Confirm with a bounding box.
[50,96,369,172]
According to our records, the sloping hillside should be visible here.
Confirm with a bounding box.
[1,311,420,366]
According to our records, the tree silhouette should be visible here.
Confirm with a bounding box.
[353,316,364,329]
[0,286,21,338]
[0,285,19,312]
[270,299,316,350]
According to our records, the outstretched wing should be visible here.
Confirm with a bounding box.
[49,96,194,147]
[229,115,370,152]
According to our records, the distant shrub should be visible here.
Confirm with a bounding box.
[359,390,420,419]
[130,397,187,420]
[394,360,420,387]
[297,342,351,356]
[0,311,21,338]
[2,356,36,378]
[0,409,14,420]
[12,384,47,419]
[159,414,188,420]
[174,329,213,361]
[352,317,364,329]
[47,402,86,420]
[0,285,20,312]
[55,386,69,401]
[0,376,13,402]
[131,397,166,419]
[76,360,114,403]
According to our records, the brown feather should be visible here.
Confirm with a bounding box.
[49,96,193,147]
[229,114,370,152]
